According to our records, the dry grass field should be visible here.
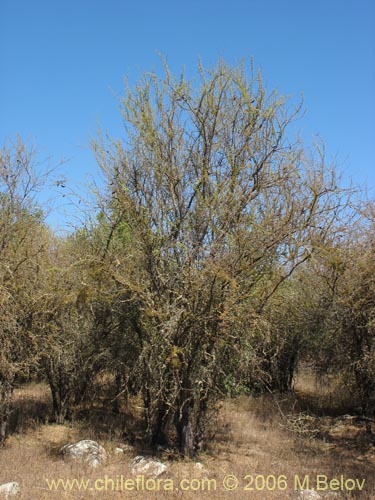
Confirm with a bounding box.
[1,373,375,499]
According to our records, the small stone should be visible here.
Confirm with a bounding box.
[115,443,134,453]
[0,482,20,498]
[298,490,322,500]
[129,456,167,477]
[194,462,209,475]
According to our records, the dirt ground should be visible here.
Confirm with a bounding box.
[0,374,374,499]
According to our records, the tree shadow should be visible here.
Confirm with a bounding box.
[9,387,52,434]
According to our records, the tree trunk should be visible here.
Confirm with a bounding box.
[180,403,196,457]
[113,371,125,413]
[43,359,72,423]
[0,380,13,445]
[176,387,207,458]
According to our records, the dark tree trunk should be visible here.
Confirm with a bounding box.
[113,371,125,413]
[43,359,72,423]
[176,385,207,458]
[0,380,13,445]
[180,402,196,457]
[150,401,170,447]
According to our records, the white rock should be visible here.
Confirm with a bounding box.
[129,456,167,476]
[115,443,134,453]
[61,440,107,468]
[194,462,209,474]
[0,482,20,498]
[298,490,322,500]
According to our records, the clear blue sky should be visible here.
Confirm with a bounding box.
[1,0,374,229]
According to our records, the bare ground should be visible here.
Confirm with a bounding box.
[0,375,374,500]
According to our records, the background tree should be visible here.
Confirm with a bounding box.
[297,203,375,420]
[0,137,51,443]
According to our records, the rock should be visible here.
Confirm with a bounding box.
[0,482,20,498]
[114,443,134,454]
[129,456,167,477]
[61,440,107,468]
[194,462,209,474]
[298,490,322,500]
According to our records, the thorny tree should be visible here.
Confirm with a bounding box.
[93,61,349,457]
[0,137,51,444]
[298,202,375,422]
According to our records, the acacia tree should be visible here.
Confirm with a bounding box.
[31,235,96,423]
[0,137,51,443]
[343,215,375,419]
[300,204,375,418]
[93,61,348,456]
[29,217,126,423]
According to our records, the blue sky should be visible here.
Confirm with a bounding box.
[1,0,374,229]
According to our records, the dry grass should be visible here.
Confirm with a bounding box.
[0,378,375,499]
